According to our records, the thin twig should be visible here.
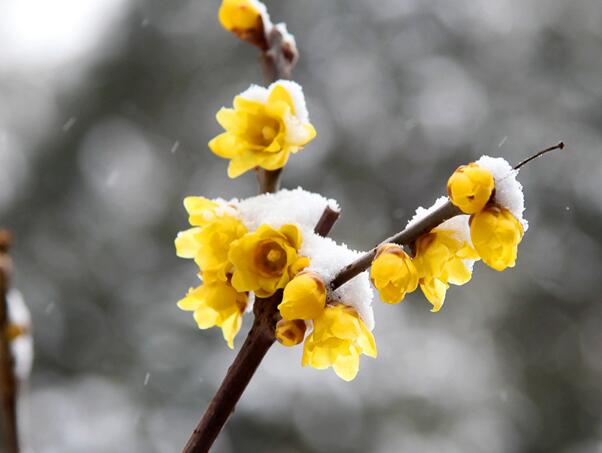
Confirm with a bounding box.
[0,230,18,453]
[513,142,564,170]
[314,206,341,237]
[330,201,460,290]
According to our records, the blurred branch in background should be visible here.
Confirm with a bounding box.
[0,230,19,453]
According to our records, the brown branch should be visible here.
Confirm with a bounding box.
[314,206,340,237]
[330,142,566,290]
[0,230,18,453]
[255,168,283,194]
[330,201,461,290]
[182,207,339,453]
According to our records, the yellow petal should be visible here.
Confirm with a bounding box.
[333,353,360,381]
[175,228,202,259]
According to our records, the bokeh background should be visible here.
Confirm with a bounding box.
[1,0,601,451]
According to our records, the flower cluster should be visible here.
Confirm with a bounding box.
[175,0,538,386]
[370,157,527,312]
[176,189,377,380]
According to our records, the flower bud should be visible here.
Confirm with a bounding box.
[275,319,306,347]
[370,244,418,304]
[218,0,269,49]
[278,272,326,320]
[470,206,523,271]
[447,163,495,214]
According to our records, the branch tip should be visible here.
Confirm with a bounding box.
[513,141,565,170]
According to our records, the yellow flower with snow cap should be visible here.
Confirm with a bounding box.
[447,163,495,214]
[470,206,523,271]
[209,81,317,178]
[302,304,377,381]
[177,278,247,349]
[228,223,309,297]
[413,230,479,312]
[278,272,326,320]
[370,243,418,304]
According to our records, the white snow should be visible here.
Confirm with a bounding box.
[270,80,309,123]
[301,234,374,330]
[476,156,528,231]
[238,84,269,104]
[274,22,297,53]
[236,187,338,233]
[242,0,272,36]
[238,80,310,124]
[7,289,33,381]
[215,188,374,329]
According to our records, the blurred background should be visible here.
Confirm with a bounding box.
[1,0,601,451]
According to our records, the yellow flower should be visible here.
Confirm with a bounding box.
[175,214,247,281]
[470,206,524,271]
[370,243,419,304]
[302,304,377,381]
[218,0,265,43]
[209,81,317,178]
[229,223,308,297]
[413,230,479,312]
[278,272,326,320]
[275,319,307,347]
[177,278,247,349]
[447,163,495,214]
[182,196,231,227]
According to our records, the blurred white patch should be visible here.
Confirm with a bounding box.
[7,289,33,381]
[29,376,138,451]
[0,0,129,69]
[78,118,169,227]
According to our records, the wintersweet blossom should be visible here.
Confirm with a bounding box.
[218,0,269,44]
[183,196,235,227]
[275,319,306,346]
[470,206,524,271]
[302,304,377,381]
[370,243,419,304]
[278,272,326,320]
[177,279,247,349]
[413,230,479,312]
[176,214,247,282]
[447,163,495,214]
[209,81,317,178]
[228,223,309,297]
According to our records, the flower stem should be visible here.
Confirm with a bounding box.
[0,231,19,453]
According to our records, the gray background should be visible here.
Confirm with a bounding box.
[1,0,601,452]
